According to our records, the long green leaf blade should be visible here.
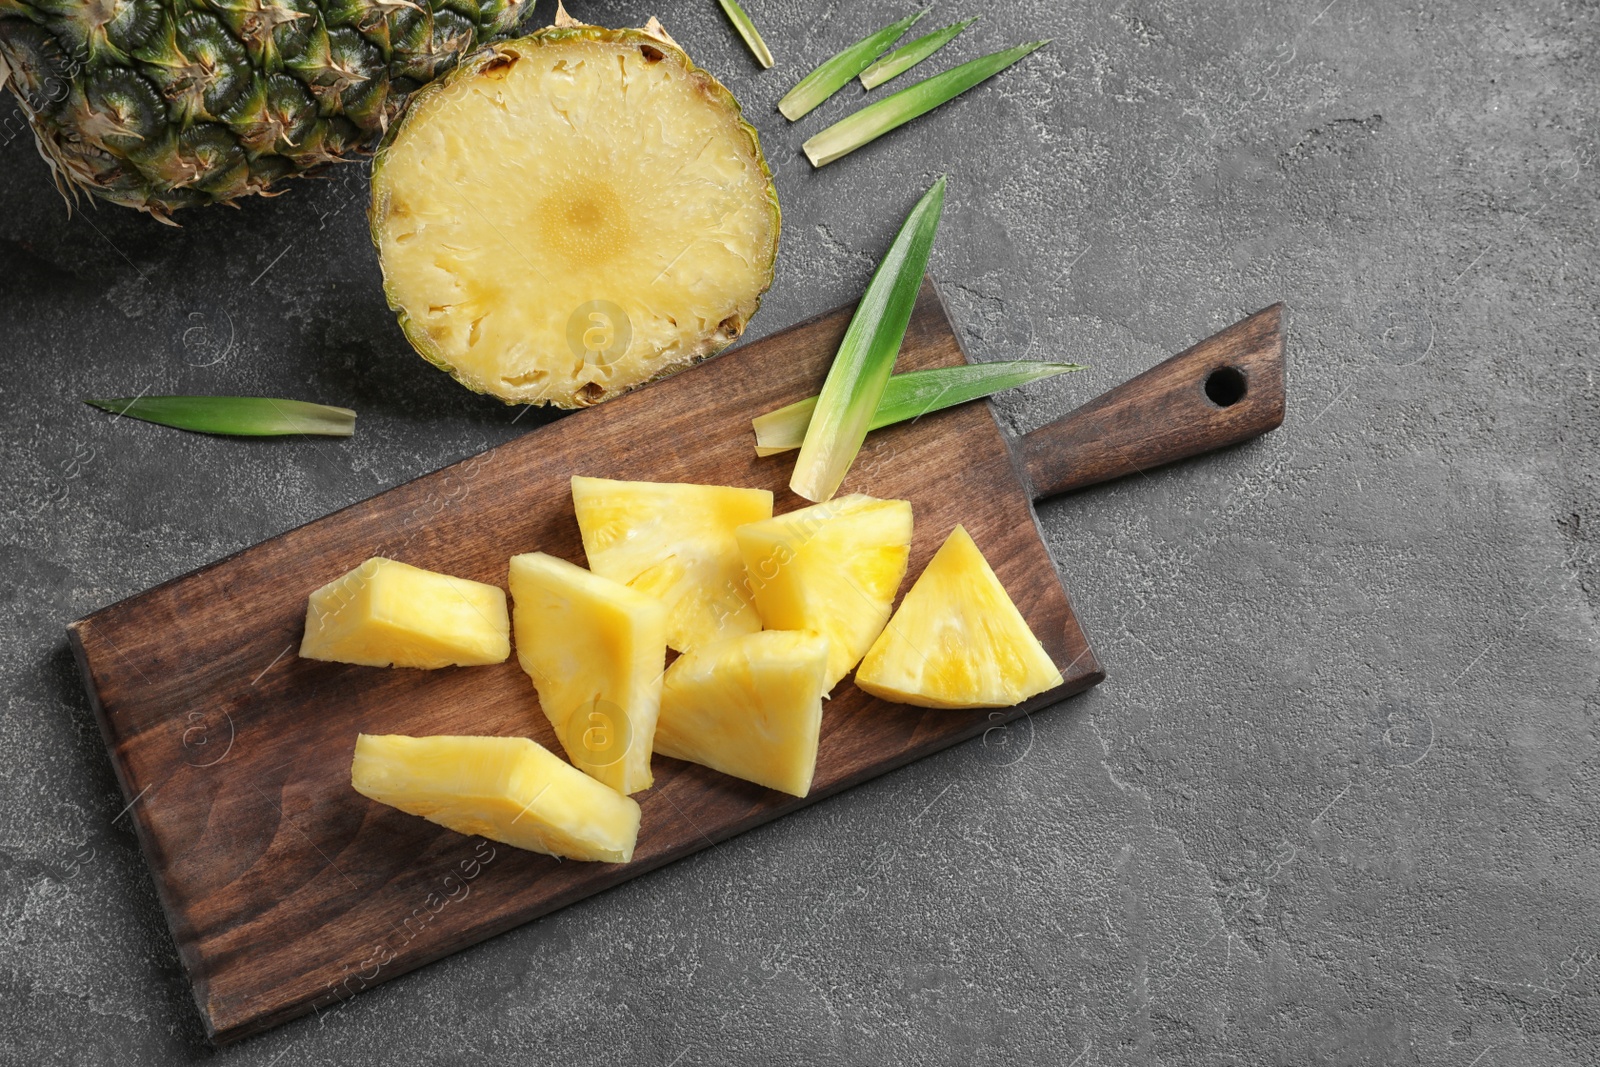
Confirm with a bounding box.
[778,10,926,121]
[858,17,979,90]
[754,360,1085,455]
[716,0,775,69]
[804,40,1049,166]
[85,396,357,437]
[790,176,947,502]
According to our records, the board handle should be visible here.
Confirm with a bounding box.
[1021,303,1286,501]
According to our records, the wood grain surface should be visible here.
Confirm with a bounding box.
[1022,303,1286,498]
[68,280,1108,1044]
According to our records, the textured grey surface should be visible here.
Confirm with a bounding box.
[2,0,1596,1062]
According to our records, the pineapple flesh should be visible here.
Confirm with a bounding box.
[572,476,773,655]
[0,0,530,220]
[300,557,510,669]
[657,630,830,798]
[370,26,781,408]
[736,494,914,692]
[352,734,640,863]
[856,526,1063,709]
[508,552,666,795]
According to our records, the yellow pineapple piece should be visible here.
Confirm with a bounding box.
[299,558,509,669]
[656,630,830,797]
[856,526,1063,708]
[352,735,640,863]
[370,28,780,409]
[571,476,773,655]
[508,552,666,795]
[735,494,913,692]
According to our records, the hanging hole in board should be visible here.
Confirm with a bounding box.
[1205,366,1247,407]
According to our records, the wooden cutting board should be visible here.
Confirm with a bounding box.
[68,280,1284,1044]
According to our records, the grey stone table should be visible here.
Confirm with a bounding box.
[2,0,1595,1063]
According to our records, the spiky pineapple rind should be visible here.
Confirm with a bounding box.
[0,0,532,221]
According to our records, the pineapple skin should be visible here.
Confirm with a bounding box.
[507,552,666,796]
[299,557,510,669]
[571,476,774,656]
[736,494,914,692]
[368,26,781,409]
[856,525,1064,709]
[656,630,830,798]
[352,734,640,863]
[0,0,531,221]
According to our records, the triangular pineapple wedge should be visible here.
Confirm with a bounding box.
[508,552,666,795]
[352,734,640,863]
[735,494,913,692]
[657,630,831,797]
[856,526,1063,708]
[571,476,774,655]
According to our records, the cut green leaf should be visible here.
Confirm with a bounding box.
[858,17,979,90]
[754,360,1085,456]
[804,40,1049,167]
[790,176,947,502]
[777,10,926,121]
[85,396,357,437]
[716,0,775,69]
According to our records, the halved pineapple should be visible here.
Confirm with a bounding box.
[856,526,1063,708]
[657,630,830,797]
[735,494,914,692]
[370,22,781,408]
[299,558,510,669]
[508,552,666,794]
[352,735,640,863]
[572,476,774,654]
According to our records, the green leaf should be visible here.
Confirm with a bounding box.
[804,40,1049,167]
[790,176,947,502]
[84,396,357,437]
[753,360,1085,455]
[716,0,775,69]
[778,10,926,121]
[858,16,979,90]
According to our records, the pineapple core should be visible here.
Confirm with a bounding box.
[657,630,831,797]
[508,552,666,795]
[571,476,773,655]
[371,34,779,408]
[299,558,510,669]
[856,526,1064,709]
[736,494,914,692]
[352,734,640,863]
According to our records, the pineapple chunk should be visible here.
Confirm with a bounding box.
[735,494,913,692]
[508,552,666,795]
[352,735,640,863]
[571,476,774,655]
[856,526,1064,708]
[657,631,830,797]
[299,558,510,669]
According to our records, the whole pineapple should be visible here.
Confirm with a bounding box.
[0,0,530,222]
